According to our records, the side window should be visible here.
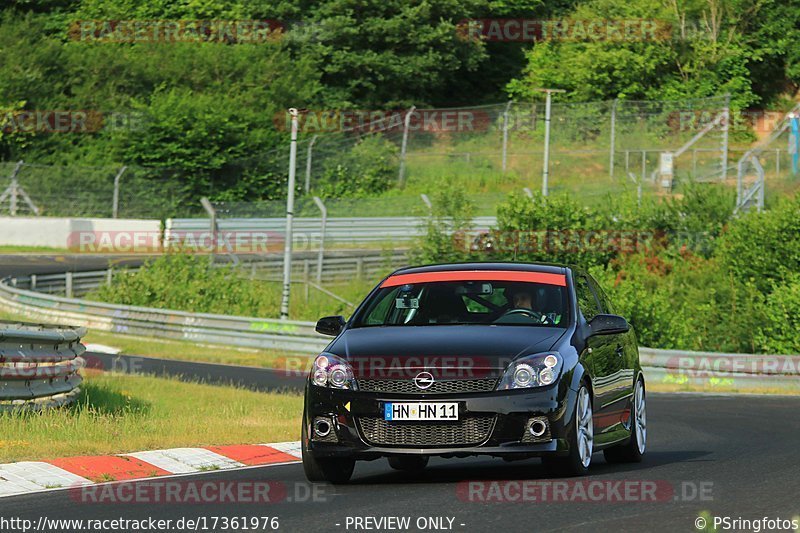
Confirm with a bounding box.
[588,276,616,315]
[574,274,601,321]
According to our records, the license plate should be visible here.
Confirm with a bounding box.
[383,402,459,421]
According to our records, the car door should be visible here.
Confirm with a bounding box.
[573,272,618,433]
[587,274,634,421]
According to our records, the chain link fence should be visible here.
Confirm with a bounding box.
[2,95,787,220]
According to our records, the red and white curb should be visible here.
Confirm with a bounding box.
[0,441,301,498]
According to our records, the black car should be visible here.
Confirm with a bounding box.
[302,262,646,483]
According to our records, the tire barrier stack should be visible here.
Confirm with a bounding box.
[0,321,86,411]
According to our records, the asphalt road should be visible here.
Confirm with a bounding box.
[2,394,798,533]
[85,352,306,393]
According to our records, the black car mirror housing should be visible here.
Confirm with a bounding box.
[316,315,346,336]
[588,314,630,336]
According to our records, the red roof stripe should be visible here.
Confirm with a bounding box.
[381,270,567,288]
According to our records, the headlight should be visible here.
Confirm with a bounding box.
[496,352,563,390]
[311,353,357,390]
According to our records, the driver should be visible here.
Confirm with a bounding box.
[510,288,534,310]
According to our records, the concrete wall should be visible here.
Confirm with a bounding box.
[0,217,161,250]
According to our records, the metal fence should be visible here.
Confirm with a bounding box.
[0,95,744,220]
[0,320,86,411]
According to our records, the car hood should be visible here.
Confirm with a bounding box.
[327,325,566,379]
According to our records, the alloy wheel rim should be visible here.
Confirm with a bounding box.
[577,387,593,468]
[635,381,647,454]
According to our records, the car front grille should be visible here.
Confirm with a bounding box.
[356,415,496,447]
[356,378,498,395]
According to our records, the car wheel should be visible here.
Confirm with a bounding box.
[301,412,355,484]
[388,456,429,472]
[604,378,646,464]
[544,384,593,477]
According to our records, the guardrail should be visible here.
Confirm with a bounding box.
[166,216,498,246]
[0,277,330,354]
[0,320,86,411]
[640,347,800,392]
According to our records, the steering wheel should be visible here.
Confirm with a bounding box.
[498,308,555,325]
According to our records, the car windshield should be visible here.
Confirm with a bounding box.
[353,280,569,328]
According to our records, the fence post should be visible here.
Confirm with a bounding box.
[304,135,317,193]
[112,166,127,218]
[30,274,37,291]
[106,268,113,286]
[609,98,617,178]
[312,196,327,284]
[200,197,217,264]
[692,149,697,177]
[420,193,432,212]
[280,108,300,320]
[776,148,780,175]
[501,101,512,172]
[398,105,416,187]
[65,271,73,298]
[303,260,310,302]
[356,257,364,279]
[535,88,564,197]
[0,161,24,216]
[641,151,647,182]
[720,94,730,179]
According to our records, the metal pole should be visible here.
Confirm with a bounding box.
[534,89,564,197]
[721,94,730,179]
[200,197,217,264]
[502,101,512,172]
[112,166,127,218]
[420,193,432,211]
[9,160,22,216]
[641,150,646,182]
[776,148,780,175]
[609,99,617,178]
[280,108,299,320]
[304,135,317,193]
[312,195,326,285]
[397,105,416,187]
[692,149,697,177]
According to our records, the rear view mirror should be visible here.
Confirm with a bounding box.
[316,315,346,336]
[588,314,630,336]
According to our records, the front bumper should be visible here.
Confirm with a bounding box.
[304,382,573,460]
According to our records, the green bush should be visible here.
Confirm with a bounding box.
[409,179,475,265]
[756,274,800,354]
[716,195,800,292]
[590,251,766,353]
[315,136,399,198]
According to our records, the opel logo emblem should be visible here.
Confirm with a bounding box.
[414,371,435,390]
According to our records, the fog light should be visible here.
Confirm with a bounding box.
[513,364,536,387]
[313,417,332,438]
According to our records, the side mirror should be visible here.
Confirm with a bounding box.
[588,314,630,336]
[316,315,346,336]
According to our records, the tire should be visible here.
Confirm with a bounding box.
[604,378,646,464]
[543,384,593,477]
[301,413,355,484]
[388,456,429,472]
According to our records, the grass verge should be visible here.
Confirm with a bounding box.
[0,371,303,463]
[647,382,800,395]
